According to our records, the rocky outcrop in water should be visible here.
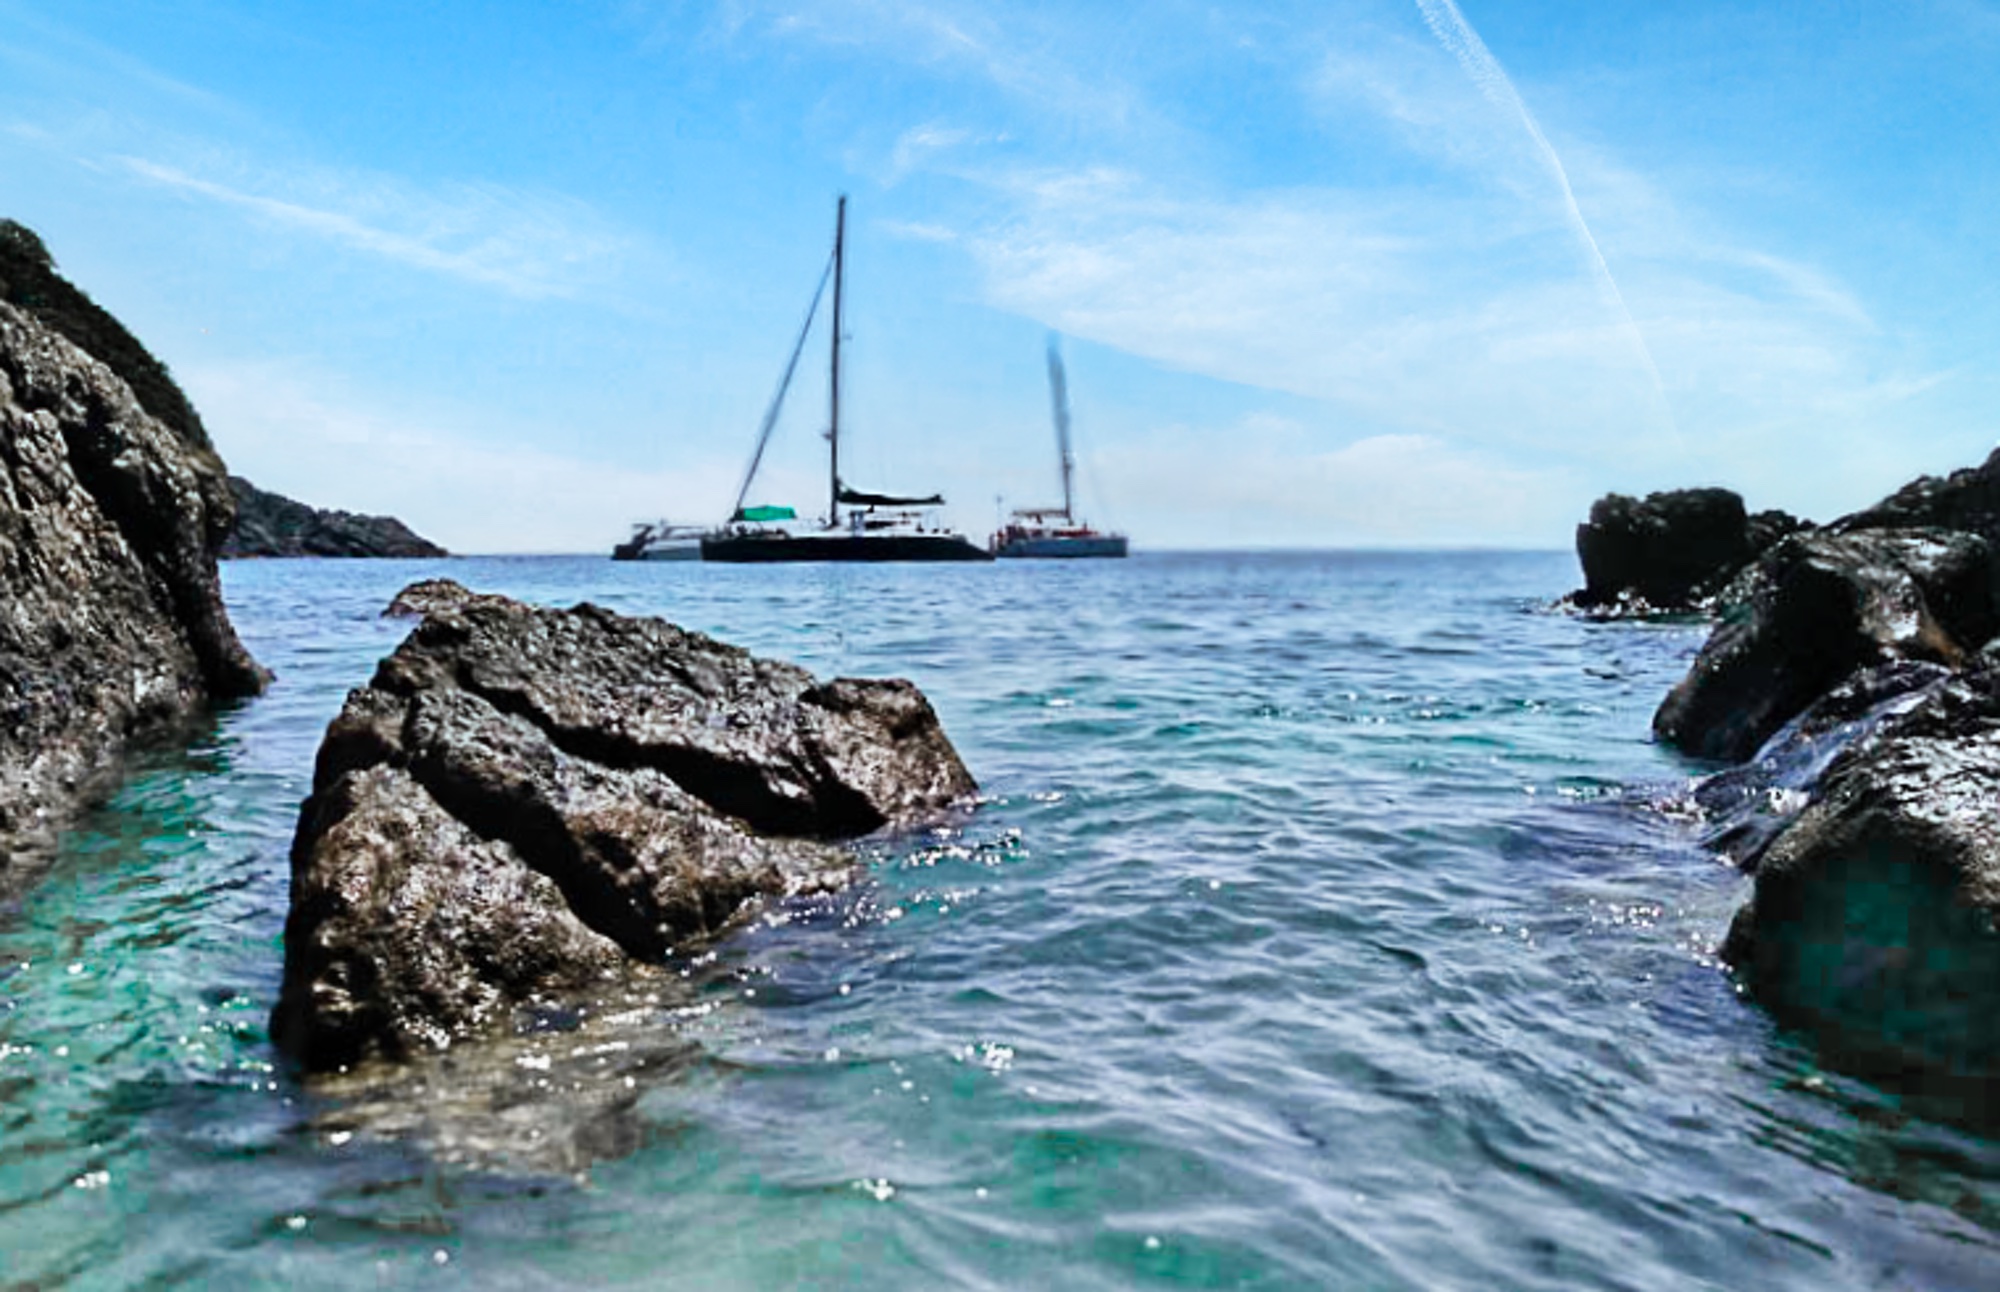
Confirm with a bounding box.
[272,582,976,1070]
[0,226,265,866]
[221,475,447,558]
[1714,664,2000,1117]
[1570,487,1805,614]
[1609,456,2000,1120]
[1653,528,1996,762]
[1831,446,2000,542]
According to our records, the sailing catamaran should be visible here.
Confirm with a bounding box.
[701,196,990,563]
[989,337,1128,559]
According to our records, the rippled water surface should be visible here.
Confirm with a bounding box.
[3,552,1996,1289]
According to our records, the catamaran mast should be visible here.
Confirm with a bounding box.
[829,194,846,526]
[1047,335,1074,521]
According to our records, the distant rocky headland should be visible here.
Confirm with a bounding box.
[221,475,447,559]
[1573,455,2000,1121]
[0,219,266,865]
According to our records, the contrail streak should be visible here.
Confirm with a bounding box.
[1413,0,1679,441]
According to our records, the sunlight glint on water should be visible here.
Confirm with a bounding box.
[0,552,1994,1289]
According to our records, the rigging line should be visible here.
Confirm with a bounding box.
[730,249,837,521]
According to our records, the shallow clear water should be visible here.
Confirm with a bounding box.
[2,552,1995,1289]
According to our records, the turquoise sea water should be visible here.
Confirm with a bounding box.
[2,552,1996,1289]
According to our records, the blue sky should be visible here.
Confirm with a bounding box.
[2,0,1996,551]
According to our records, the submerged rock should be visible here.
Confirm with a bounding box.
[1572,488,1801,614]
[1653,528,1996,762]
[1720,673,2000,1117]
[0,230,265,867]
[273,587,976,1070]
[221,475,447,558]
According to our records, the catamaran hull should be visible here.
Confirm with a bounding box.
[702,533,994,562]
[633,541,702,561]
[992,535,1128,559]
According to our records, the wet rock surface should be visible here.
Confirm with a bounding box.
[1653,527,1996,763]
[1600,458,2000,1119]
[1718,670,2000,1119]
[221,474,448,558]
[1571,488,1803,614]
[273,585,976,1071]
[0,231,265,868]
[1692,659,1954,869]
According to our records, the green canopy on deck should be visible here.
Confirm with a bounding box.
[733,505,797,522]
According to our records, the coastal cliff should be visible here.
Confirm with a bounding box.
[221,475,448,558]
[0,222,265,865]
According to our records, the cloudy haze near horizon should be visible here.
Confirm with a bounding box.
[2,0,1995,552]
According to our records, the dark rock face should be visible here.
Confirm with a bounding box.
[1573,488,1777,612]
[273,587,976,1070]
[0,285,265,863]
[1608,453,2000,1119]
[1833,446,2000,542]
[1653,528,1997,762]
[1720,674,2000,1116]
[221,475,447,558]
[1692,659,1954,868]
[1745,507,1810,555]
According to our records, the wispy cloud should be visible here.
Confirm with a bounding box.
[1411,0,1676,439]
[880,122,1001,184]
[115,156,633,299]
[0,4,234,114]
[649,0,1144,128]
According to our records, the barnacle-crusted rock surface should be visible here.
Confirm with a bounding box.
[0,223,265,866]
[272,583,976,1070]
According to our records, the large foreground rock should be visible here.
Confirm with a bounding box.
[1653,528,1997,761]
[1720,672,2000,1116]
[0,231,265,865]
[221,475,447,558]
[272,584,976,1070]
[1571,487,1804,613]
